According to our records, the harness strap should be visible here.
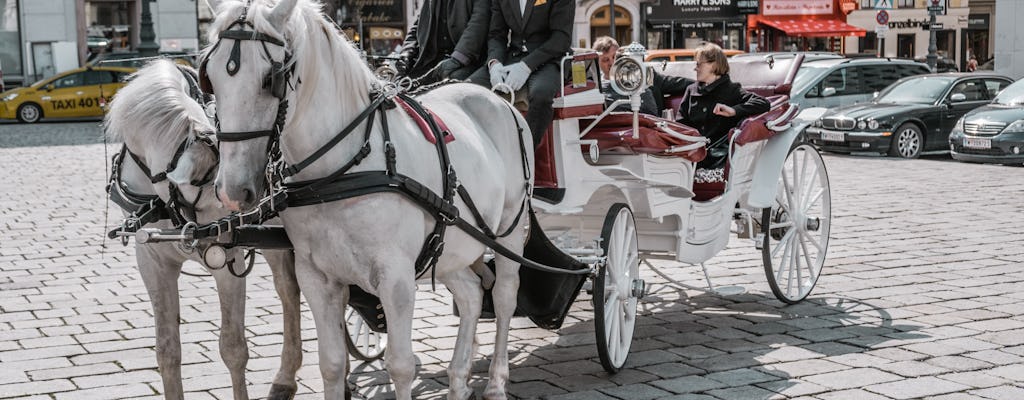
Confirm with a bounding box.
[282,94,388,178]
[217,130,277,142]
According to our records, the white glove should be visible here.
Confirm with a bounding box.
[489,62,509,92]
[505,62,532,92]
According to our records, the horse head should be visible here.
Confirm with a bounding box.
[204,0,298,211]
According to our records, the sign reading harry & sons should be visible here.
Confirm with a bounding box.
[650,0,751,20]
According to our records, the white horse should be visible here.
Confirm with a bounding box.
[105,59,303,400]
[202,0,534,398]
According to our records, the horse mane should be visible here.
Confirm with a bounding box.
[207,0,379,129]
[104,59,213,149]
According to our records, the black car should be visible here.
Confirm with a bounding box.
[805,73,1013,158]
[949,79,1024,165]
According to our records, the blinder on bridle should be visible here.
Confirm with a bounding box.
[199,6,295,158]
[198,21,293,100]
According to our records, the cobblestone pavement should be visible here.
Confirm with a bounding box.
[1,122,1023,400]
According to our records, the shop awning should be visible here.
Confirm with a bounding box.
[757,17,866,38]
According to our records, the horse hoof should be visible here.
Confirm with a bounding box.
[268,383,297,400]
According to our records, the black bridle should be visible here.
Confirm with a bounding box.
[199,2,295,159]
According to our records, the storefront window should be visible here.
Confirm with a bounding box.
[0,0,22,79]
[85,1,134,60]
[333,0,405,57]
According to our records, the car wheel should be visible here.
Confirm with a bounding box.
[17,103,42,123]
[889,123,922,159]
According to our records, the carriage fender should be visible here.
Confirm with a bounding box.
[746,121,804,210]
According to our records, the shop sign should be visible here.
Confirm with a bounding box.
[337,0,405,24]
[762,0,832,16]
[887,19,928,29]
[648,0,745,21]
[967,14,989,29]
[737,0,759,14]
[840,0,858,15]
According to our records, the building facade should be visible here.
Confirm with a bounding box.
[2,0,201,87]
[746,0,865,53]
[844,0,970,70]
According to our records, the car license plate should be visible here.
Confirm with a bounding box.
[821,131,844,142]
[963,137,991,149]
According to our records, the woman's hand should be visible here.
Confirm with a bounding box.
[713,103,736,117]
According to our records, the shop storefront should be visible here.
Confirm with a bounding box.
[747,0,864,53]
[645,0,755,51]
[332,0,406,57]
[962,13,989,70]
[1,0,22,86]
[845,4,967,65]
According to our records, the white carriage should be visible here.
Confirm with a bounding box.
[507,47,832,372]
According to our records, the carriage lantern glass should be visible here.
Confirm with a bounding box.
[610,42,649,96]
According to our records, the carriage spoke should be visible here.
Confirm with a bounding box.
[799,166,820,209]
[798,229,825,253]
[770,228,796,259]
[799,236,818,282]
[802,188,825,215]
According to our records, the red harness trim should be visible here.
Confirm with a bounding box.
[395,97,455,144]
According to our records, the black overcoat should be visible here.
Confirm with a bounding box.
[402,0,490,78]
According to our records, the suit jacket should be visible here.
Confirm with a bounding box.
[486,0,574,70]
[402,0,490,77]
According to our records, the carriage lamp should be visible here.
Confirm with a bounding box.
[610,42,650,96]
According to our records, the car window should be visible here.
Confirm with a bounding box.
[677,55,693,61]
[84,70,116,85]
[648,56,669,62]
[53,72,86,88]
[859,65,900,93]
[949,79,988,102]
[897,64,931,78]
[877,76,954,104]
[992,80,1024,106]
[818,67,864,96]
[982,79,1011,99]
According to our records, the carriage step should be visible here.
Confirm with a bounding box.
[598,167,694,199]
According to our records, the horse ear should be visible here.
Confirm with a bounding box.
[205,0,222,13]
[268,0,298,31]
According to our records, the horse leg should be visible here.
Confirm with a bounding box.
[378,273,417,400]
[263,250,302,400]
[439,267,483,400]
[211,255,250,400]
[483,232,524,400]
[295,259,351,399]
[137,248,184,400]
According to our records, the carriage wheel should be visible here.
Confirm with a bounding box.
[762,144,831,304]
[344,307,386,361]
[594,203,641,373]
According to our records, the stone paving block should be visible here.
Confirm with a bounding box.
[968,385,1024,400]
[764,359,850,377]
[755,378,829,397]
[864,376,970,399]
[0,379,77,397]
[650,375,727,394]
[816,388,892,400]
[923,356,995,372]
[544,389,619,400]
[637,362,704,379]
[803,368,902,390]
[938,371,1009,389]
[597,383,674,400]
[27,362,123,381]
[704,384,779,400]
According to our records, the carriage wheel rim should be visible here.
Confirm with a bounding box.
[346,308,386,360]
[898,128,920,158]
[765,145,830,303]
[596,205,639,370]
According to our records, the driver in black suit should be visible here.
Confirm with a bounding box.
[397,0,490,84]
[469,0,575,146]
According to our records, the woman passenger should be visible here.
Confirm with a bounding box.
[677,43,769,169]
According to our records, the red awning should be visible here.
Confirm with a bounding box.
[758,17,866,38]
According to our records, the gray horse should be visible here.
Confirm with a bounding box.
[105,59,302,400]
[202,0,534,398]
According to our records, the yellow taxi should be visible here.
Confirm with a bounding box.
[0,65,136,123]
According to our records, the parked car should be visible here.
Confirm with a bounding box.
[87,36,112,52]
[790,57,932,111]
[0,65,135,123]
[949,78,1024,165]
[645,48,744,62]
[914,57,958,73]
[86,51,195,68]
[732,51,843,63]
[805,73,1013,158]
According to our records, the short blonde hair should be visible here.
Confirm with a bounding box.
[593,36,619,55]
[695,43,729,76]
